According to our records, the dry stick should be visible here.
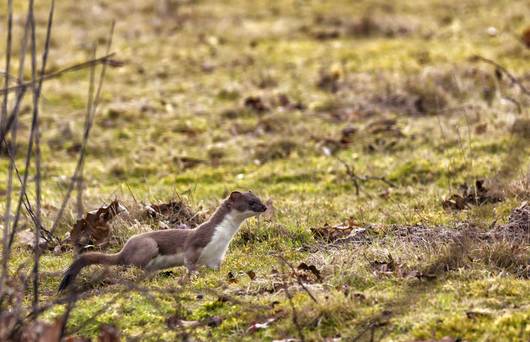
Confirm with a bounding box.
[28,0,55,315]
[2,141,56,244]
[276,255,318,303]
[28,0,40,313]
[1,0,15,292]
[59,293,77,340]
[0,0,13,129]
[335,156,395,196]
[279,262,305,342]
[470,55,530,97]
[76,46,97,220]
[1,3,33,287]
[0,54,115,151]
[50,22,115,235]
[0,53,117,96]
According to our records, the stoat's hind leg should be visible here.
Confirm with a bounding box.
[122,237,160,268]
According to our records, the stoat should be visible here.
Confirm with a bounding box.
[58,191,267,291]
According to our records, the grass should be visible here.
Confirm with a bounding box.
[1,0,530,340]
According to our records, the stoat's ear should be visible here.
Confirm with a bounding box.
[229,191,242,201]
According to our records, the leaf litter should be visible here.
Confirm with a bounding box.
[69,200,128,252]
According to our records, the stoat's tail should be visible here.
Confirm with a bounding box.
[58,252,121,292]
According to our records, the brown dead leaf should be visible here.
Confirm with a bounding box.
[522,26,530,48]
[70,200,127,252]
[311,223,353,242]
[442,180,503,211]
[227,271,238,284]
[244,96,268,113]
[98,324,120,342]
[317,68,341,92]
[311,217,365,242]
[474,123,487,134]
[297,262,323,282]
[246,270,257,280]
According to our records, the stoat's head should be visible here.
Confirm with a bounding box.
[226,191,267,218]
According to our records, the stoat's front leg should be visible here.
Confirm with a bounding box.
[180,248,201,285]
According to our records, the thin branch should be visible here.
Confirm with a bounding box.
[0,53,116,148]
[29,0,55,315]
[1,0,15,291]
[77,45,97,219]
[334,156,396,196]
[1,0,33,284]
[277,255,318,303]
[50,22,115,235]
[470,55,530,97]
[0,0,13,129]
[0,53,117,96]
[279,262,305,342]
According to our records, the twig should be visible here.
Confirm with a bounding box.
[50,22,115,235]
[1,0,16,293]
[0,53,116,149]
[276,255,318,303]
[470,55,530,97]
[28,0,55,315]
[1,0,32,290]
[0,0,13,129]
[76,46,97,219]
[0,53,117,96]
[335,156,396,196]
[279,262,305,342]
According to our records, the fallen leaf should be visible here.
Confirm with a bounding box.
[98,324,120,342]
[227,271,238,284]
[244,96,268,113]
[442,179,502,211]
[297,262,323,282]
[246,270,256,280]
[70,200,127,251]
[522,26,530,48]
[311,218,367,243]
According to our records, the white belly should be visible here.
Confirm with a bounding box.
[146,253,185,271]
[198,215,242,269]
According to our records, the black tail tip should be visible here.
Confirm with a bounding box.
[57,274,72,293]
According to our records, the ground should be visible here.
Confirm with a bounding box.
[1,0,529,341]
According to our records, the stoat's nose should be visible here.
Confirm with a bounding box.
[256,204,267,212]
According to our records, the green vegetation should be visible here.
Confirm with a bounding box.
[1,0,529,340]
